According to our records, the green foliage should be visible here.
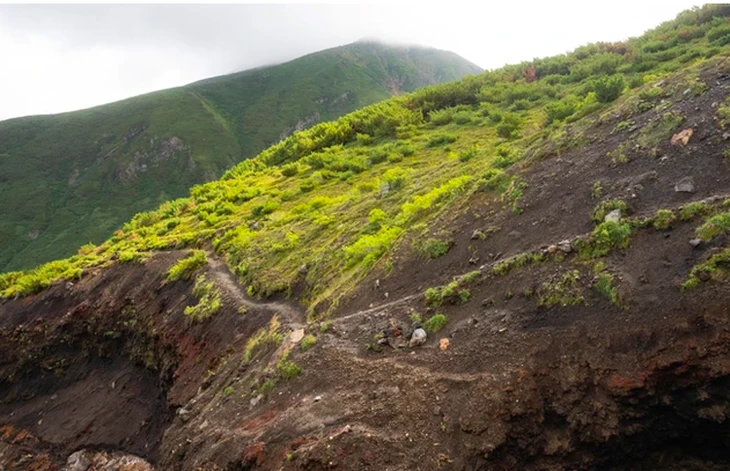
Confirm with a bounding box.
[277,348,302,379]
[416,238,452,259]
[578,221,632,258]
[538,270,585,308]
[592,74,625,103]
[653,209,677,230]
[344,226,404,268]
[545,98,578,124]
[426,134,458,147]
[244,315,284,362]
[496,113,523,139]
[593,268,622,307]
[636,112,685,148]
[424,274,474,307]
[167,250,208,282]
[683,248,730,290]
[679,201,710,220]
[696,211,730,241]
[492,252,545,276]
[591,200,627,224]
[591,181,603,199]
[423,313,448,332]
[300,334,317,352]
[184,275,221,322]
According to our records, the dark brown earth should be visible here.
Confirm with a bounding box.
[3,62,730,470]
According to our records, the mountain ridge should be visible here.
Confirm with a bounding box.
[0,40,480,272]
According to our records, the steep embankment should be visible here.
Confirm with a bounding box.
[3,5,730,470]
[0,41,480,273]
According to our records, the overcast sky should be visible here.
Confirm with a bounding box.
[0,1,700,121]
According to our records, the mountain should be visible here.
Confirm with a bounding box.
[4,4,730,470]
[0,41,481,272]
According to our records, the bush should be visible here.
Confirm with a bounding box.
[496,113,522,139]
[679,201,710,221]
[300,334,317,352]
[592,74,625,103]
[184,275,221,322]
[277,348,302,379]
[591,200,627,224]
[653,209,677,230]
[416,238,452,259]
[244,316,284,362]
[579,221,632,258]
[545,99,578,124]
[423,313,448,332]
[167,250,208,281]
[426,134,458,147]
[382,167,408,191]
[344,226,404,268]
[696,211,730,241]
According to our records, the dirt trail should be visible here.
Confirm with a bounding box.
[206,254,306,328]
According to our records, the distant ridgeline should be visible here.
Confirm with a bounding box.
[2,4,730,314]
[0,41,481,272]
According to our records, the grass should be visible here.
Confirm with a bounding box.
[277,348,302,379]
[184,274,222,322]
[167,250,208,282]
[423,313,448,332]
[538,270,585,308]
[578,221,632,258]
[653,209,677,230]
[680,201,710,220]
[300,334,317,352]
[683,248,730,290]
[0,43,478,273]
[696,211,730,241]
[244,316,284,362]
[492,252,545,276]
[415,238,452,259]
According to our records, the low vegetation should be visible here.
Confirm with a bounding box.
[537,270,585,308]
[167,250,208,282]
[423,313,448,332]
[244,316,284,362]
[184,275,222,322]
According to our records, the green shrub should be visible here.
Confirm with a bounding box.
[683,248,730,290]
[679,201,710,221]
[423,313,448,332]
[344,226,404,268]
[426,134,458,147]
[167,250,208,282]
[480,169,512,192]
[118,250,147,264]
[538,270,585,307]
[280,163,300,177]
[696,211,730,241]
[492,252,545,276]
[251,200,280,218]
[457,145,480,162]
[594,270,622,307]
[653,209,677,230]
[244,316,284,362]
[184,275,221,322]
[592,74,625,103]
[591,200,627,224]
[277,348,302,379]
[300,334,317,352]
[545,99,578,124]
[578,221,632,258]
[496,113,522,139]
[416,238,452,259]
[382,167,408,190]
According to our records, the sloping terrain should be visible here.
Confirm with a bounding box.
[3,5,730,471]
[0,41,480,273]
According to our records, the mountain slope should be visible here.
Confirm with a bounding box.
[4,4,730,470]
[0,41,481,272]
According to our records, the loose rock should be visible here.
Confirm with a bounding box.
[605,209,622,223]
[409,328,427,347]
[675,177,696,193]
[439,338,450,351]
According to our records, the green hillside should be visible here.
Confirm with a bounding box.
[0,41,480,272]
[3,4,729,317]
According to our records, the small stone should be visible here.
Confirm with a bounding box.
[250,394,263,407]
[558,240,573,254]
[409,328,427,347]
[604,209,622,223]
[723,132,730,141]
[471,229,483,240]
[439,338,450,351]
[671,128,693,146]
[689,238,702,248]
[674,177,696,193]
[546,244,559,255]
[177,407,191,423]
[290,328,305,343]
[313,395,322,402]
[433,406,442,416]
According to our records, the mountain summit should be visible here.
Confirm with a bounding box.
[0,41,480,272]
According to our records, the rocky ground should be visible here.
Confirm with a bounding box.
[3,65,730,471]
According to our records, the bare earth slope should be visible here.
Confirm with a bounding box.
[4,57,730,470]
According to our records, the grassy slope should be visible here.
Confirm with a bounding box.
[2,5,729,317]
[0,42,480,272]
